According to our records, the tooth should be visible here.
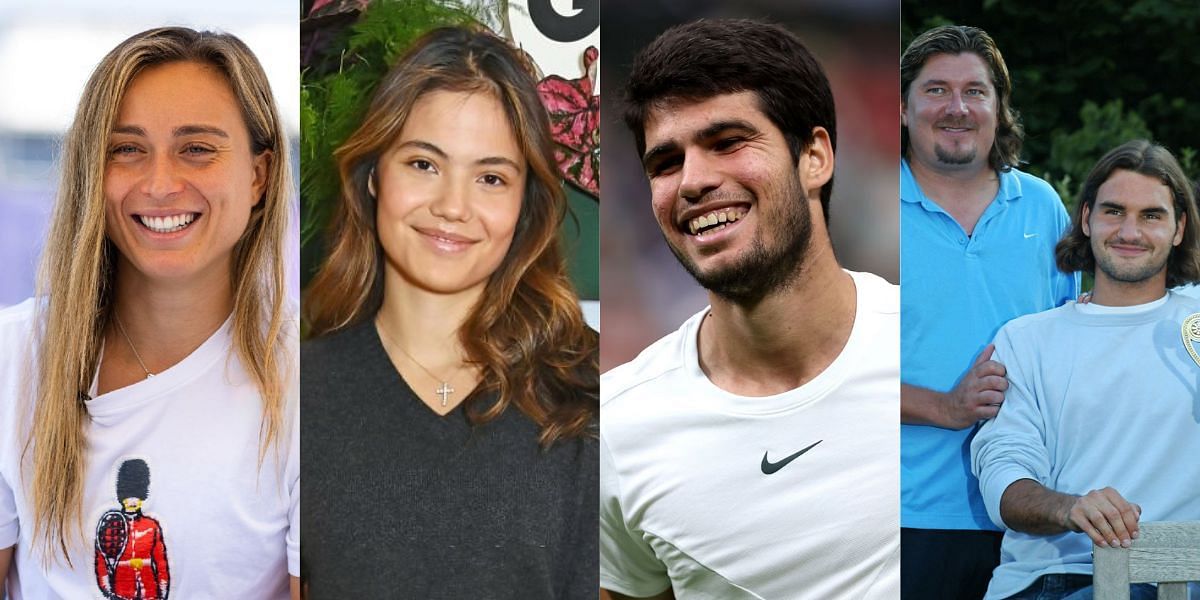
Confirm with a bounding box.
[718,211,728,223]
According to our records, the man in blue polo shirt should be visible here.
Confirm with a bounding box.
[900,25,1078,598]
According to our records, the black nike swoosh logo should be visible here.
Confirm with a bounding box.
[761,440,823,474]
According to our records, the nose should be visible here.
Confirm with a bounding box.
[677,150,721,201]
[429,175,472,222]
[946,90,969,116]
[1117,214,1142,240]
[140,153,185,199]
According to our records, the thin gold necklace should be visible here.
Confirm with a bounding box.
[113,312,154,379]
[375,318,464,407]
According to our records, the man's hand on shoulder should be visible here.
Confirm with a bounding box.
[943,344,1008,427]
[1000,479,1141,548]
[902,344,1008,429]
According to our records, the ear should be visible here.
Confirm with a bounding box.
[1173,208,1187,246]
[800,126,834,195]
[900,100,908,128]
[368,166,377,198]
[1081,203,1092,237]
[251,150,272,208]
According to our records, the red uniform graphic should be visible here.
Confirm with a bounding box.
[95,458,170,599]
[95,512,170,600]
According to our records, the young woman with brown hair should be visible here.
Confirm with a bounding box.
[301,26,598,597]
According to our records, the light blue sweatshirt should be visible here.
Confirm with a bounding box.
[971,291,1200,600]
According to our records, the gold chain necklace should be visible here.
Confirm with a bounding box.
[113,312,154,379]
[375,318,465,407]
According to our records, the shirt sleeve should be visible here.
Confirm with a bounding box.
[599,436,671,597]
[286,385,300,577]
[0,462,17,549]
[970,325,1054,530]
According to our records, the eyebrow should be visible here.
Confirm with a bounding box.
[1097,200,1169,215]
[920,78,990,88]
[396,139,522,171]
[641,119,761,169]
[110,124,230,138]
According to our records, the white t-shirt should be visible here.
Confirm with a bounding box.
[0,298,299,599]
[600,271,900,600]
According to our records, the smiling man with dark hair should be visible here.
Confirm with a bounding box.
[600,18,899,599]
[971,139,1200,600]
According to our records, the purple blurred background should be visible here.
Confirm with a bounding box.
[0,1,299,310]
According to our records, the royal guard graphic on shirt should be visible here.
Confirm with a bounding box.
[94,458,170,600]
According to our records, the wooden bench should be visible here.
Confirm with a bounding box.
[1094,521,1200,600]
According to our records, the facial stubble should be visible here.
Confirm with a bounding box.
[664,168,813,305]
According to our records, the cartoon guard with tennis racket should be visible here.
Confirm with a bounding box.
[94,459,170,599]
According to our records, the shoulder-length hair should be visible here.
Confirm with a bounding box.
[1055,139,1200,287]
[29,26,291,561]
[304,26,598,445]
[901,25,1024,172]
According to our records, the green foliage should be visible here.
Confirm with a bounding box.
[1045,100,1151,211]
[299,0,480,276]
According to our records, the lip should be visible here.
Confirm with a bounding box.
[678,202,752,231]
[1108,243,1150,257]
[130,211,202,239]
[413,225,479,253]
[677,204,751,248]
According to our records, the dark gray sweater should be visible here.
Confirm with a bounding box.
[300,320,598,599]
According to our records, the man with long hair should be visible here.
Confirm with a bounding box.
[600,19,898,598]
[899,25,1079,598]
[971,139,1200,599]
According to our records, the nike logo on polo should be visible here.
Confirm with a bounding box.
[1024,233,1038,239]
[760,440,823,474]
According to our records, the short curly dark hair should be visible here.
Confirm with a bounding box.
[623,18,837,223]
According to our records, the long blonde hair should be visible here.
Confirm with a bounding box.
[27,26,292,562]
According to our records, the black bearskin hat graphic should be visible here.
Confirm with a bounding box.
[116,458,150,501]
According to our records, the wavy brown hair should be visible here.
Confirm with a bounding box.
[304,26,597,445]
[901,25,1024,172]
[1055,139,1200,288]
[27,27,292,562]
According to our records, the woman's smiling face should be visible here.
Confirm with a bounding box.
[103,60,269,285]
[373,89,526,296]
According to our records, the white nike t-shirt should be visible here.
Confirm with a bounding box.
[0,298,299,599]
[600,271,900,600]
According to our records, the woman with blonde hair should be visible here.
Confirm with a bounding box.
[0,27,299,598]
[302,26,598,596]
